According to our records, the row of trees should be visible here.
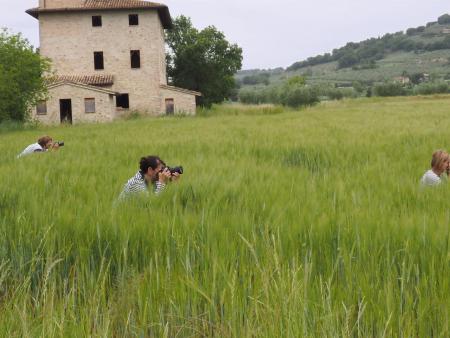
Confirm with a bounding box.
[239,76,362,107]
[373,81,449,97]
[238,75,450,106]
[239,73,271,86]
[287,14,450,71]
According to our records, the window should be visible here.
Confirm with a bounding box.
[130,50,140,68]
[36,101,47,115]
[94,51,104,70]
[84,98,96,113]
[129,14,139,25]
[92,16,102,27]
[116,94,129,109]
[165,98,174,115]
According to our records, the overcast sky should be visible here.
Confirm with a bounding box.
[1,0,449,69]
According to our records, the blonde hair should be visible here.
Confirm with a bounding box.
[431,150,449,169]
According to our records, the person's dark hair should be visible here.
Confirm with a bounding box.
[140,155,162,173]
[37,136,52,147]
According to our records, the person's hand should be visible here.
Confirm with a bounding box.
[52,142,60,150]
[158,168,171,184]
[170,172,181,182]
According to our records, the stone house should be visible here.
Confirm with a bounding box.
[393,76,410,85]
[26,0,200,124]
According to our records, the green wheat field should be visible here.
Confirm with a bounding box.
[0,96,449,337]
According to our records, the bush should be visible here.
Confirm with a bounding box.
[239,87,281,105]
[414,81,449,95]
[373,82,407,97]
[240,81,319,108]
[280,85,319,108]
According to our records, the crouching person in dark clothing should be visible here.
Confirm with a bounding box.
[118,155,179,201]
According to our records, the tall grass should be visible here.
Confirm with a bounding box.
[0,96,449,337]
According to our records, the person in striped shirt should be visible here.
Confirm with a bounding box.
[118,155,179,200]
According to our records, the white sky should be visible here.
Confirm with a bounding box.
[1,0,449,69]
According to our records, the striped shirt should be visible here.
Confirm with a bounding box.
[118,171,166,200]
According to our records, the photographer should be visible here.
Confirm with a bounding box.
[118,155,181,200]
[17,136,62,158]
[420,150,450,186]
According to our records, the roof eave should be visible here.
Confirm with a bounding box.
[25,8,39,19]
[25,6,173,29]
[160,84,202,96]
[48,81,118,95]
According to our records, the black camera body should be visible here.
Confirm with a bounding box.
[55,141,65,147]
[156,165,183,181]
[166,166,183,175]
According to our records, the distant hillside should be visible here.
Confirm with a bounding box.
[236,14,450,89]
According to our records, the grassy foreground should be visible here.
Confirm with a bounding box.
[0,97,449,337]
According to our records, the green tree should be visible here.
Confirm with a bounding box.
[0,29,50,122]
[337,51,359,69]
[437,14,450,24]
[286,75,306,87]
[166,16,243,107]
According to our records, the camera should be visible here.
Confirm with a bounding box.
[159,165,183,176]
[55,141,64,147]
[166,166,183,175]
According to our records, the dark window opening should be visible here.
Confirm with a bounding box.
[36,101,47,115]
[129,14,139,25]
[92,16,102,27]
[94,51,104,70]
[165,98,174,115]
[116,94,129,109]
[130,50,140,68]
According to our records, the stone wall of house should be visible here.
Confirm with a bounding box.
[160,87,197,115]
[39,10,167,114]
[34,84,116,124]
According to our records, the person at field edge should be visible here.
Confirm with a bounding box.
[420,150,450,186]
[118,155,179,200]
[17,135,60,158]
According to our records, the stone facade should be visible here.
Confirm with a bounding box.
[27,0,200,124]
[160,85,198,115]
[35,82,116,124]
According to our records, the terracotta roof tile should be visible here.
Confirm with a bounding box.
[83,0,166,9]
[51,74,114,86]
